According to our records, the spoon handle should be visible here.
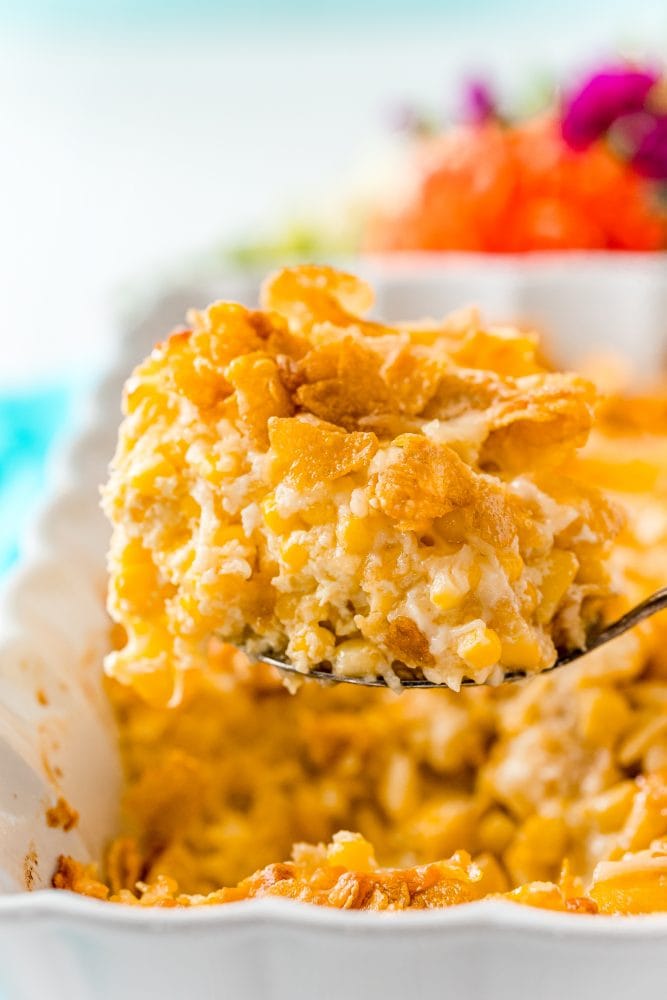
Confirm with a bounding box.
[566,586,667,661]
[255,587,667,688]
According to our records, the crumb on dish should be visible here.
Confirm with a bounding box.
[45,796,79,832]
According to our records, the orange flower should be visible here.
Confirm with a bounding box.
[364,114,667,253]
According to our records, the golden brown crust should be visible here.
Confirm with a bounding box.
[53,855,109,901]
[226,354,294,446]
[53,836,508,911]
[479,375,595,471]
[52,830,667,914]
[382,616,436,668]
[372,435,475,528]
[268,416,378,490]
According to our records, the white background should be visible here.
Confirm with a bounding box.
[2,3,666,387]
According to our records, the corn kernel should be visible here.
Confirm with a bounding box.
[500,551,524,582]
[457,625,502,671]
[339,514,372,555]
[618,714,667,767]
[214,524,248,547]
[114,559,157,605]
[478,809,516,854]
[474,855,509,895]
[129,456,173,493]
[111,631,176,708]
[113,540,164,613]
[301,502,335,527]
[504,815,567,884]
[520,815,567,864]
[430,587,462,612]
[181,494,200,520]
[578,688,631,747]
[500,633,543,670]
[372,589,396,615]
[584,782,635,833]
[430,571,468,612]
[536,549,579,624]
[280,539,309,571]
[290,625,335,662]
[131,665,178,709]
[467,562,482,590]
[408,798,477,859]
[333,639,386,678]
[326,831,376,872]
[261,494,300,534]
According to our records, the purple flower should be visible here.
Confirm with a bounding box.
[562,65,659,151]
[607,110,667,180]
[630,115,667,180]
[461,79,498,126]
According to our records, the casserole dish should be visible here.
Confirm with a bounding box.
[1,254,666,999]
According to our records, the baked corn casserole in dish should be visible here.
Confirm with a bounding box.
[54,266,667,915]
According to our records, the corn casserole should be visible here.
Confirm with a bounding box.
[102,265,619,700]
[54,270,667,915]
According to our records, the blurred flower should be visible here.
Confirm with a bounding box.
[562,65,659,151]
[628,115,667,180]
[461,79,498,125]
[386,102,434,136]
[608,111,667,179]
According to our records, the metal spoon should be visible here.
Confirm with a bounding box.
[252,587,667,688]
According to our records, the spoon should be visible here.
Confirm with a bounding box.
[252,587,667,688]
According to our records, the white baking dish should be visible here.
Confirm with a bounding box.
[1,254,666,1000]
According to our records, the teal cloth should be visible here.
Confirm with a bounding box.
[0,388,74,573]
